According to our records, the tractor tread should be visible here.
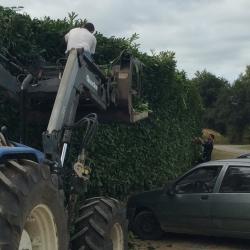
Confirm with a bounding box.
[89,218,105,238]
[85,236,99,250]
[0,171,19,196]
[0,160,69,250]
[84,197,103,203]
[79,200,100,211]
[94,206,109,222]
[75,210,93,224]
[71,197,128,250]
[7,160,27,174]
[71,227,88,241]
[100,198,115,212]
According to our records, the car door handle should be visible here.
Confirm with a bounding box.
[200,195,209,200]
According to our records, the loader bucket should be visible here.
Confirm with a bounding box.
[112,51,149,123]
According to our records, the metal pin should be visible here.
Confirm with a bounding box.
[60,143,68,166]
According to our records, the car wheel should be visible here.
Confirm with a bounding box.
[133,210,163,240]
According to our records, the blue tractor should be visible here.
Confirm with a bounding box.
[0,49,148,250]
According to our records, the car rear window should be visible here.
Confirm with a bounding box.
[220,166,250,193]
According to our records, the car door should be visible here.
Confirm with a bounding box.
[211,164,250,237]
[158,165,222,235]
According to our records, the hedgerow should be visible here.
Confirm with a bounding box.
[0,7,202,199]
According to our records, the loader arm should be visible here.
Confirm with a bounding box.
[42,49,148,165]
[42,49,103,164]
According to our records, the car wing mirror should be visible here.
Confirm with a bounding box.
[164,181,175,196]
[167,186,175,196]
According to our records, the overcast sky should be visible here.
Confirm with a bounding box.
[1,0,250,82]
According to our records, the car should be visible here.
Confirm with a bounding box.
[127,159,250,240]
[237,153,250,159]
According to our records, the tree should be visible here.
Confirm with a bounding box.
[193,70,229,108]
[192,70,230,133]
[228,66,250,142]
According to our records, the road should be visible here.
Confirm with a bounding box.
[214,145,250,155]
[212,144,250,160]
[132,144,250,250]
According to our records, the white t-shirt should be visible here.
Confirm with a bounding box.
[65,27,97,54]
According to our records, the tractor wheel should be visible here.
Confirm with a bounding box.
[132,210,163,240]
[0,159,69,250]
[71,197,128,250]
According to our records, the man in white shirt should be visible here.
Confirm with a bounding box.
[65,22,97,57]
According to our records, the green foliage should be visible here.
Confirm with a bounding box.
[193,70,229,108]
[0,7,202,199]
[193,70,230,134]
[227,66,250,142]
[194,66,250,143]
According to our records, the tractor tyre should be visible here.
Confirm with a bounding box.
[0,159,69,250]
[71,197,128,250]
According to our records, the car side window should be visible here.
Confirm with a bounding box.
[175,166,222,194]
[220,166,250,193]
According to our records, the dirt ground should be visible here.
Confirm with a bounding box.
[132,144,250,250]
[214,145,250,156]
[212,144,250,160]
[132,234,250,250]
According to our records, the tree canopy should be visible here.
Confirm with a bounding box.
[193,66,250,143]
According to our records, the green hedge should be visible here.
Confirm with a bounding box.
[0,7,202,199]
[86,54,202,198]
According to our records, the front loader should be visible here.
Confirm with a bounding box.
[0,49,148,250]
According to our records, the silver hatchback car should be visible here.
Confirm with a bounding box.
[127,159,250,240]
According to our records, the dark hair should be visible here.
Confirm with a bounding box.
[84,22,95,33]
[209,134,215,139]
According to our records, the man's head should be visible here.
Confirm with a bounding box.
[84,22,95,33]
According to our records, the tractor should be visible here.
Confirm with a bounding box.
[0,48,148,250]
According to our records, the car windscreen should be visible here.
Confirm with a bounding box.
[175,165,222,194]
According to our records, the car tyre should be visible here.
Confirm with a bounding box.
[133,210,163,240]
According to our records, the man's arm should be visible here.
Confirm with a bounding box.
[194,137,204,145]
[90,36,97,54]
[65,32,70,43]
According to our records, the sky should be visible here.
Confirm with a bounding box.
[0,0,250,83]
